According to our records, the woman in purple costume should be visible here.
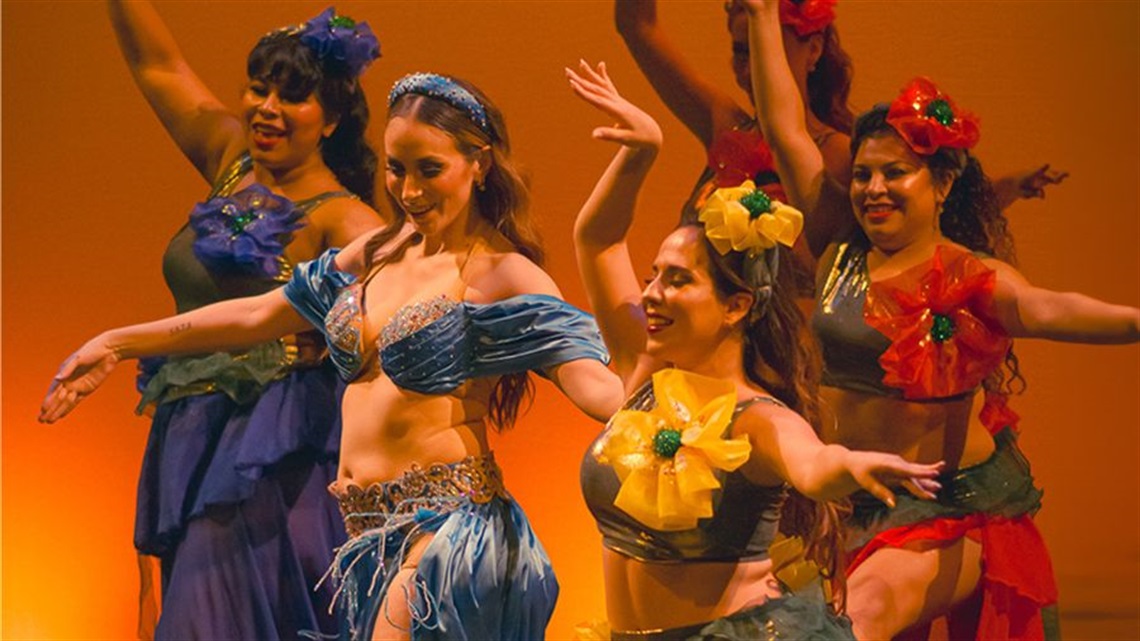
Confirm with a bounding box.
[85,3,381,638]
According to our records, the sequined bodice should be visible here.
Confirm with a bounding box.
[162,152,353,313]
[378,294,460,350]
[580,381,788,563]
[284,249,611,393]
[811,242,899,397]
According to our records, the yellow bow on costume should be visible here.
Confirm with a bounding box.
[699,180,803,257]
[595,369,753,531]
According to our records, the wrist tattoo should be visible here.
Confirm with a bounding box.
[169,322,192,336]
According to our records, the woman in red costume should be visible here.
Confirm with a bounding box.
[616,0,1066,258]
[741,0,1140,639]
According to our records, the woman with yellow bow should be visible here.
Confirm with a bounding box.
[566,60,943,641]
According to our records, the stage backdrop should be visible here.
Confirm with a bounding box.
[3,1,1138,639]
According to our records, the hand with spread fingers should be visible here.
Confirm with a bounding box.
[844,451,945,508]
[566,60,663,151]
[40,335,120,424]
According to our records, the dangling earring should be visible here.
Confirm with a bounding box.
[476,178,486,192]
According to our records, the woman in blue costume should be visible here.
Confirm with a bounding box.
[64,3,383,639]
[566,61,945,641]
[43,71,624,641]
[741,0,1140,638]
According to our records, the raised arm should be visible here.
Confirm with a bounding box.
[743,0,851,256]
[990,260,1140,344]
[108,0,243,182]
[615,0,749,147]
[567,61,662,383]
[39,290,310,423]
[992,164,1070,211]
[742,408,944,506]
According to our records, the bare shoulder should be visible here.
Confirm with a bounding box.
[731,395,810,440]
[307,196,385,246]
[333,222,416,277]
[467,250,562,302]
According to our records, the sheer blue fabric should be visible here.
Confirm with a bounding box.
[309,496,558,641]
[283,248,611,387]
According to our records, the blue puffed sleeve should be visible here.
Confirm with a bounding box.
[283,248,362,379]
[378,294,610,395]
[469,294,611,377]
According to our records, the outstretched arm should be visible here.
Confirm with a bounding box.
[745,409,943,506]
[992,164,1069,211]
[108,0,243,182]
[39,290,310,423]
[615,0,750,147]
[567,61,662,383]
[990,260,1140,343]
[743,0,852,256]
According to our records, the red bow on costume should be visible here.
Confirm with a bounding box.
[864,245,1010,400]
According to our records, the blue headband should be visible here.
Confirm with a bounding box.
[388,73,492,137]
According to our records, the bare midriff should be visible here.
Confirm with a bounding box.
[821,386,996,471]
[602,548,782,632]
[335,371,495,488]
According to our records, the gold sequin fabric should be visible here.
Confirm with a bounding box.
[331,453,507,538]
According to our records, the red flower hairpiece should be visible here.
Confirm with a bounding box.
[886,77,980,155]
[707,128,776,189]
[780,0,837,37]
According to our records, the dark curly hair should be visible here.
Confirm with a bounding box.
[247,31,378,207]
[851,104,1025,396]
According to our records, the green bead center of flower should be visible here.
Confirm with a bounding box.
[652,428,683,458]
[329,15,357,28]
[229,211,256,234]
[740,190,773,220]
[930,313,956,343]
[925,99,955,127]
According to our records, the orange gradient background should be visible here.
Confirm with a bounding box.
[3,1,1138,639]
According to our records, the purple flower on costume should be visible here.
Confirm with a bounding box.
[299,7,381,77]
[190,184,304,278]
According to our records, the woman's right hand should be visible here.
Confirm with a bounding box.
[39,335,122,423]
[566,60,663,151]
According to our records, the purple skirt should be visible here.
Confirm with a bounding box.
[135,362,346,640]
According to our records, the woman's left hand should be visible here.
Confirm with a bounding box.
[845,451,945,508]
[566,60,663,150]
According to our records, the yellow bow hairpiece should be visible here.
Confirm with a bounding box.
[594,369,752,531]
[698,180,804,257]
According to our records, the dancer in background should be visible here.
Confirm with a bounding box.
[102,2,381,638]
[568,60,943,640]
[44,71,624,641]
[743,0,1140,637]
[616,0,1066,257]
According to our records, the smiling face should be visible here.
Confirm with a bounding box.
[384,115,483,238]
[241,78,335,170]
[850,132,950,252]
[642,227,747,366]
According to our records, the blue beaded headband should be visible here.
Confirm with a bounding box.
[388,73,492,137]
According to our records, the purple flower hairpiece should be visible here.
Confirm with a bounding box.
[388,72,492,137]
[298,7,380,77]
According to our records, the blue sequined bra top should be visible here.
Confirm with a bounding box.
[580,381,788,563]
[283,248,611,392]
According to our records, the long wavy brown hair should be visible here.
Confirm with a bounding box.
[692,227,848,608]
[364,76,545,430]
